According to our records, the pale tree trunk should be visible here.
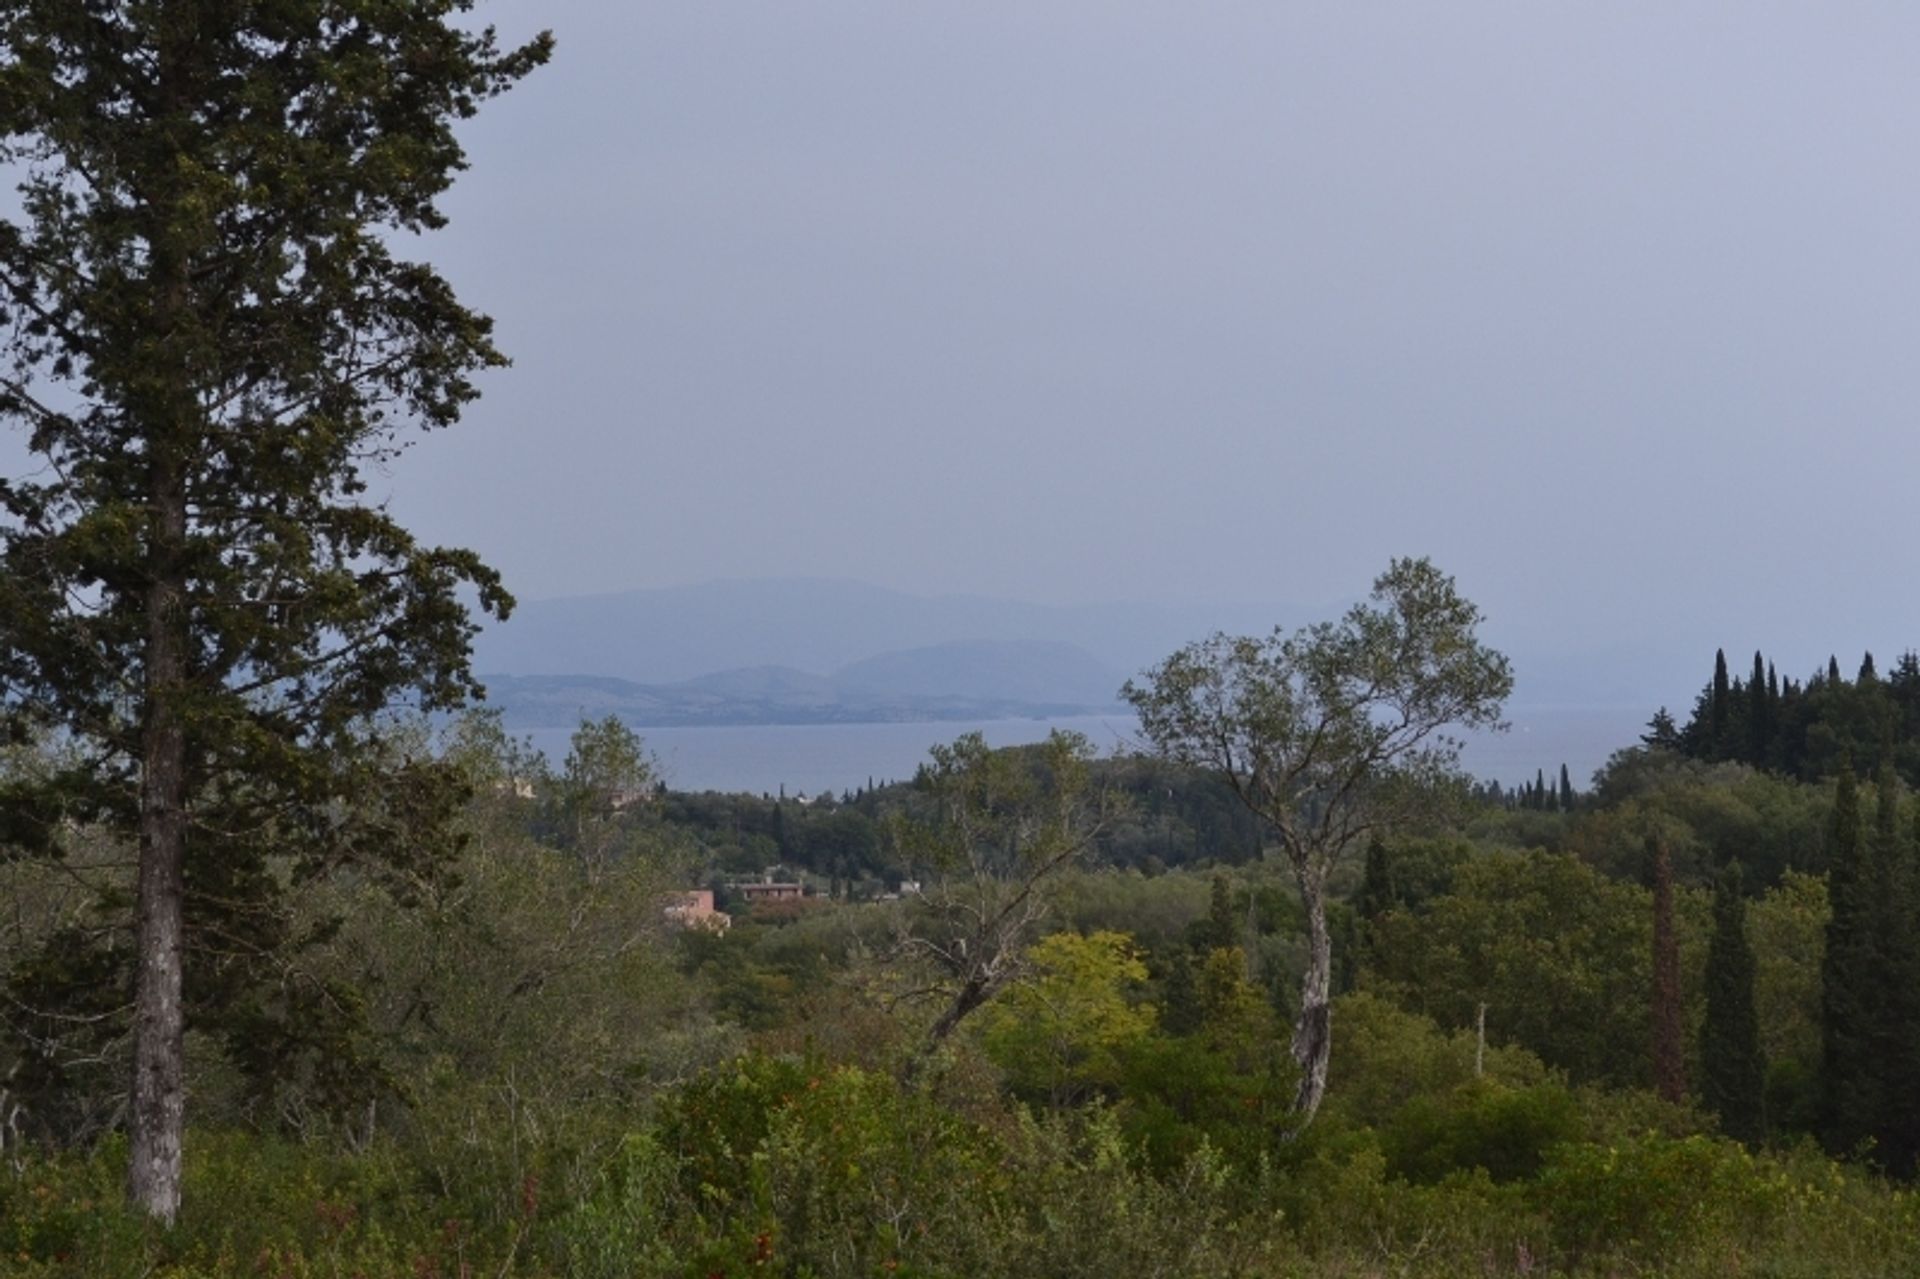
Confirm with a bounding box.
[130,476,188,1224]
[1289,864,1333,1121]
[130,18,198,1218]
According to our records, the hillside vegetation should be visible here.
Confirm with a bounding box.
[5,674,1920,1276]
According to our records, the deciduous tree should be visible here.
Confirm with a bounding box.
[1124,558,1511,1124]
[891,731,1106,1082]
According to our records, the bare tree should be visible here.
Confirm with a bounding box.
[890,731,1107,1083]
[1123,558,1510,1124]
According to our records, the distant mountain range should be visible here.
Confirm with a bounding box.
[472,577,1295,686]
[471,577,1693,728]
[480,639,1127,727]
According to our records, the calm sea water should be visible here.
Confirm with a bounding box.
[517,704,1651,798]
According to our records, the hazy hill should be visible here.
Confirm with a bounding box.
[470,577,1700,722]
[478,638,1129,727]
[471,577,1293,685]
[833,640,1123,707]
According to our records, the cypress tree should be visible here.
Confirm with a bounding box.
[1651,833,1681,1098]
[1859,763,1920,1174]
[1355,836,1397,924]
[1749,651,1770,764]
[1204,872,1240,952]
[1887,807,1920,1176]
[1649,834,1688,1105]
[1701,863,1766,1145]
[1821,759,1877,1154]
[1161,950,1202,1036]
[1559,764,1574,812]
[1860,651,1879,684]
[1711,650,1732,757]
[1830,655,1844,685]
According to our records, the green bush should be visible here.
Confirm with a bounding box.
[1382,1079,1583,1184]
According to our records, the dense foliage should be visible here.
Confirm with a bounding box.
[4,691,1920,1273]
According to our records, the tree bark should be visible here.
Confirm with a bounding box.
[900,976,990,1086]
[129,18,196,1219]
[1290,864,1333,1120]
[130,501,188,1224]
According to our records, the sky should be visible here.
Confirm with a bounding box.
[10,3,1920,682]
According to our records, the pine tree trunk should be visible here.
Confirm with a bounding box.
[130,535,188,1224]
[129,21,196,1219]
[1290,865,1333,1121]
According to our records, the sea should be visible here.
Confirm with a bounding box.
[516,703,1652,799]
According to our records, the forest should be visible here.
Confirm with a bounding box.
[4,665,1920,1276]
[2,7,1917,1276]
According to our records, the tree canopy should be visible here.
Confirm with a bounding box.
[1124,557,1510,1122]
[0,1,549,1221]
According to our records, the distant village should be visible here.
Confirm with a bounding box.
[663,868,921,932]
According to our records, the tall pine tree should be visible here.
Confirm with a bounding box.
[0,4,550,1221]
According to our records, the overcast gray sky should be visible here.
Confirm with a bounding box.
[17,3,1920,676]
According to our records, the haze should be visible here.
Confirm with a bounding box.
[17,3,1920,689]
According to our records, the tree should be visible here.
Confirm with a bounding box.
[1187,872,1240,954]
[1710,649,1732,757]
[1701,863,1765,1145]
[1648,834,1687,1105]
[1642,707,1683,752]
[1749,651,1771,764]
[1354,836,1397,927]
[557,715,656,872]
[1820,759,1876,1154]
[0,6,550,1221]
[891,731,1106,1082]
[1123,557,1511,1124]
[978,930,1155,1108]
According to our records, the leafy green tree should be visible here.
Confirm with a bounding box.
[558,715,657,871]
[1367,850,1677,1089]
[1700,863,1765,1145]
[1124,558,1511,1124]
[0,3,549,1220]
[979,930,1156,1107]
